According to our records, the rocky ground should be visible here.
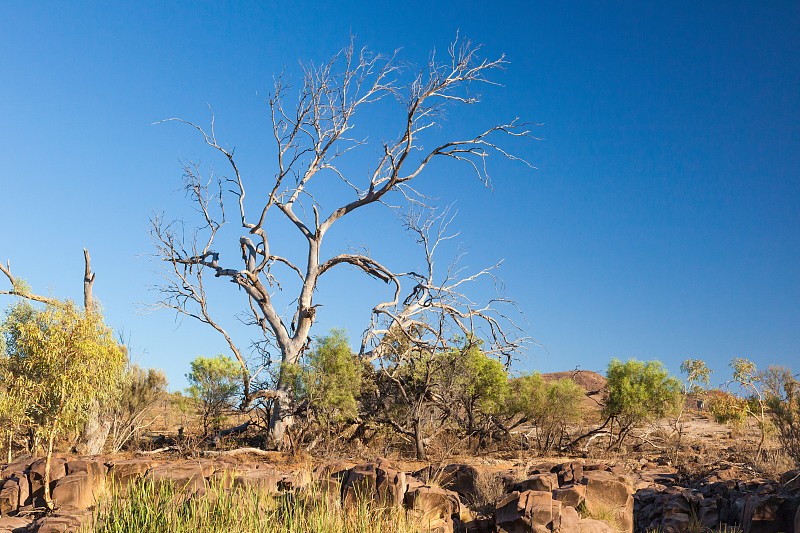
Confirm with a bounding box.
[1,444,799,532]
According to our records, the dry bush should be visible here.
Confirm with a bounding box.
[754,446,796,479]
[466,470,508,510]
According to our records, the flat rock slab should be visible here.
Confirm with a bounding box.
[148,463,206,493]
[30,510,92,533]
[106,459,157,486]
[0,516,29,533]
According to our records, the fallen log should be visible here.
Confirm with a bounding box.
[201,447,274,457]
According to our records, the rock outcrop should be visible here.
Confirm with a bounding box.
[2,455,799,532]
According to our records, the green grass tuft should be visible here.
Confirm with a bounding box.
[86,477,426,533]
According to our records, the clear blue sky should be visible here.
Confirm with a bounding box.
[1,1,798,390]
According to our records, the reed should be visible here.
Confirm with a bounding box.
[87,477,423,533]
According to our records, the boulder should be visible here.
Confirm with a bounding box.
[313,460,353,481]
[741,493,797,533]
[780,469,800,492]
[0,459,31,481]
[232,468,279,493]
[51,470,104,511]
[440,464,479,502]
[27,457,68,506]
[0,475,28,516]
[147,463,206,494]
[106,459,155,487]
[341,462,408,509]
[66,460,106,481]
[553,504,581,533]
[795,504,800,533]
[278,469,312,492]
[341,463,378,509]
[0,515,29,532]
[582,470,633,533]
[552,462,584,487]
[29,510,91,533]
[697,496,721,530]
[552,483,586,508]
[405,485,460,533]
[658,513,691,533]
[463,517,494,533]
[513,473,558,493]
[495,490,562,533]
[578,518,617,533]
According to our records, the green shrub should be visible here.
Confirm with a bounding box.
[186,354,242,435]
[602,359,682,449]
[509,373,584,453]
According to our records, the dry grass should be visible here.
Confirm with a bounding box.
[753,446,796,478]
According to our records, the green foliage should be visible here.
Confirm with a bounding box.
[731,357,758,386]
[440,344,510,445]
[680,358,711,395]
[455,345,509,416]
[91,476,418,533]
[10,277,31,297]
[186,354,241,435]
[1,300,126,440]
[508,373,584,452]
[289,330,363,425]
[1,299,125,506]
[603,359,682,447]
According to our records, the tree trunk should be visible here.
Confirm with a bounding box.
[413,417,426,460]
[267,385,293,448]
[76,400,111,455]
[43,424,57,510]
[76,249,110,455]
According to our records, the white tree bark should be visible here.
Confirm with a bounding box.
[152,37,534,447]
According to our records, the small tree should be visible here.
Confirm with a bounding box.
[282,330,363,450]
[186,355,241,436]
[0,300,125,509]
[680,358,711,396]
[507,373,584,453]
[372,337,446,460]
[445,345,510,446]
[599,359,681,450]
[728,357,769,456]
[668,358,713,451]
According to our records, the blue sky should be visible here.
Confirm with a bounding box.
[1,1,798,390]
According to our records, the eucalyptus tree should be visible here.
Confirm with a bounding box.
[1,301,125,509]
[152,37,533,445]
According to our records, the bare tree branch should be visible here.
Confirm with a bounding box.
[152,36,535,445]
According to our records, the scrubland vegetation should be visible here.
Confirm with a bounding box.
[2,298,799,470]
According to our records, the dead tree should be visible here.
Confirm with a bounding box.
[362,209,526,459]
[152,37,534,446]
[1,249,95,310]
